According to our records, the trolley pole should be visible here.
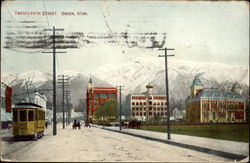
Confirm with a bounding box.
[158,47,175,140]
[116,86,124,131]
[42,26,66,135]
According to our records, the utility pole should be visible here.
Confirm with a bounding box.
[64,90,71,125]
[116,86,125,131]
[57,75,70,129]
[158,47,175,140]
[42,26,66,135]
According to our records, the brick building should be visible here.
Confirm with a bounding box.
[126,84,167,121]
[186,77,246,123]
[1,82,12,129]
[86,78,117,122]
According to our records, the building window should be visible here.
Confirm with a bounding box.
[144,112,146,116]
[161,102,164,105]
[1,97,6,108]
[212,112,216,120]
[110,94,116,99]
[153,102,156,105]
[100,94,107,99]
[220,111,226,118]
[136,102,139,105]
[143,102,146,105]
[231,112,235,121]
[94,94,99,99]
[149,101,152,105]
[132,102,135,105]
[222,102,225,108]
[149,107,152,110]
[140,102,142,105]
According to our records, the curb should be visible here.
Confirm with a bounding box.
[102,127,248,161]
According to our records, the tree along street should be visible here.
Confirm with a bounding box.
[1,124,232,162]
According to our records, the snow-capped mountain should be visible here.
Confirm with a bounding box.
[1,71,112,108]
[2,58,249,108]
[93,57,249,101]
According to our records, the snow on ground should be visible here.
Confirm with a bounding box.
[105,126,249,156]
[1,124,233,162]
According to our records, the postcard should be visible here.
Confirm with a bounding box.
[1,0,249,162]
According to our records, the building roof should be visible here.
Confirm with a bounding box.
[89,78,92,84]
[146,83,153,88]
[93,87,117,90]
[231,82,242,90]
[194,88,243,100]
[191,77,203,88]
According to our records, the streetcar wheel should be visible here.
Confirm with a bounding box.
[13,136,19,141]
[33,133,38,141]
[38,132,41,139]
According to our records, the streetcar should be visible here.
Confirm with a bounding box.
[12,102,45,140]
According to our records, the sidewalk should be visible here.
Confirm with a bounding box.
[95,125,249,161]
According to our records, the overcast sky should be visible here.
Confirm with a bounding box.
[1,0,249,74]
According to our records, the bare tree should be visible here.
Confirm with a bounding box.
[23,76,34,102]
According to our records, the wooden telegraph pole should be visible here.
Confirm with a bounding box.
[42,27,66,135]
[116,86,124,131]
[158,47,175,140]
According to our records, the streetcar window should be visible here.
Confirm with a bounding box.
[20,111,27,121]
[39,111,45,120]
[13,110,18,122]
[36,110,38,120]
[28,111,34,121]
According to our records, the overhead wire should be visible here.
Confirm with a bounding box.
[4,4,44,70]
[42,0,61,72]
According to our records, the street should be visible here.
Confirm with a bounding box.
[1,124,233,162]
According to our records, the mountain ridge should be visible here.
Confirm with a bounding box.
[2,58,249,107]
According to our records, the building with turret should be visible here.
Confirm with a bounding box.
[186,76,246,123]
[86,78,117,123]
[126,84,167,121]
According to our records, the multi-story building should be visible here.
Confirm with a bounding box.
[126,84,167,121]
[86,78,117,122]
[186,76,246,123]
[1,82,12,129]
[28,92,47,110]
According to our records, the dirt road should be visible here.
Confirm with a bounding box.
[1,125,232,162]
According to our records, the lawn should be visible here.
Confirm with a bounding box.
[140,124,249,142]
